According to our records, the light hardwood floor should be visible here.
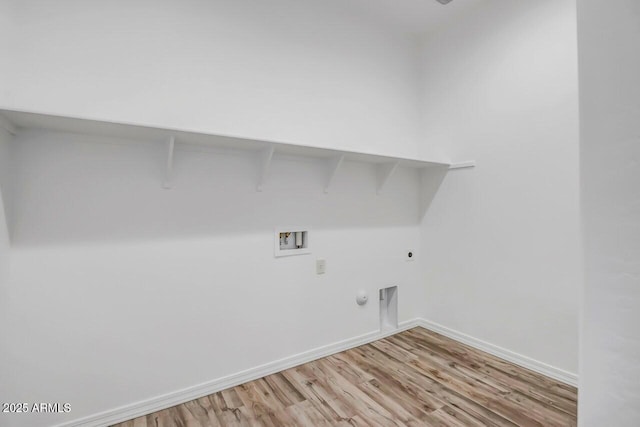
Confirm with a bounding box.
[113,327,577,426]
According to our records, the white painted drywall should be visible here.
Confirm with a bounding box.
[0,129,12,420]
[0,0,425,159]
[577,0,640,425]
[0,130,425,426]
[0,1,12,101]
[418,0,581,374]
[0,128,9,249]
[0,2,431,425]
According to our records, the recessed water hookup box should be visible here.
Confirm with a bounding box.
[274,227,310,257]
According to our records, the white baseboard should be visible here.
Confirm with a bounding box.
[417,319,579,387]
[54,317,577,427]
[53,319,422,427]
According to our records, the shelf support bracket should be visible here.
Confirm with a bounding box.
[324,154,345,194]
[376,161,400,195]
[449,160,476,170]
[257,144,275,192]
[162,136,176,189]
[419,165,449,220]
[0,114,17,136]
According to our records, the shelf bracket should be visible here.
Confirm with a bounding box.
[324,154,345,194]
[419,165,449,220]
[0,114,17,136]
[257,144,275,192]
[162,136,176,189]
[449,160,476,170]
[376,161,400,195]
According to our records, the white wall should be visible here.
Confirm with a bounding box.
[577,0,640,425]
[0,129,13,421]
[418,0,581,374]
[0,0,12,100]
[0,130,425,426]
[0,128,9,253]
[0,0,424,159]
[0,2,431,425]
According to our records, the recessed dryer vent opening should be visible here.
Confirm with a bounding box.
[380,286,398,332]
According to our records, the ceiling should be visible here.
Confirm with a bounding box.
[348,0,486,35]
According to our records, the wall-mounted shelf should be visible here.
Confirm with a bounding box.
[0,109,475,196]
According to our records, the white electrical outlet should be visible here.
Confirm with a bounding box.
[406,250,415,261]
[316,259,326,275]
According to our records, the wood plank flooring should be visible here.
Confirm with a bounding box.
[112,327,577,426]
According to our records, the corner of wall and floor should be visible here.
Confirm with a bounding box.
[46,318,578,427]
